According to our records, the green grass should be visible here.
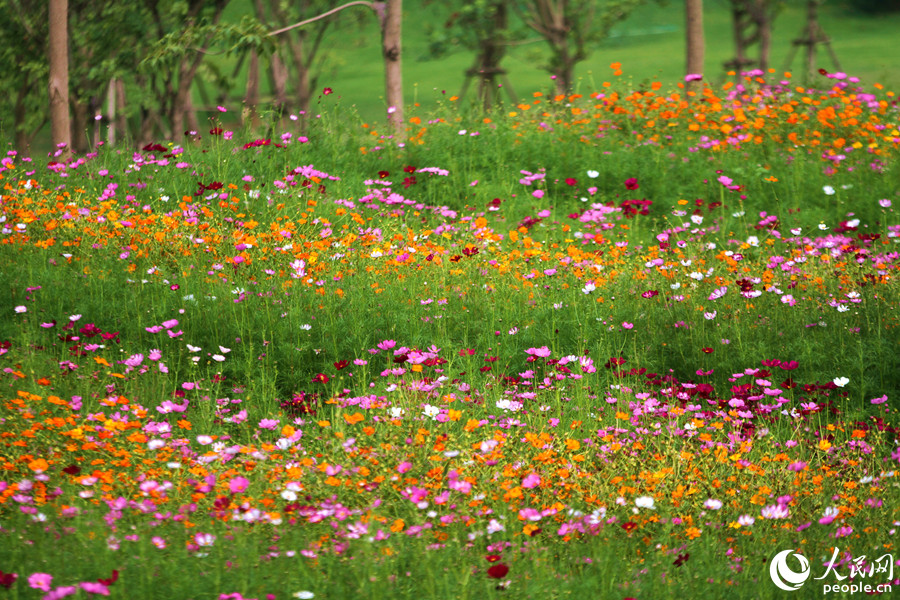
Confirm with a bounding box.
[211,0,900,126]
[0,46,899,600]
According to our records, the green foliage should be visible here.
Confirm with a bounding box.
[424,0,515,58]
[845,0,900,13]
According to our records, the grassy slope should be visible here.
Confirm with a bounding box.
[215,0,900,126]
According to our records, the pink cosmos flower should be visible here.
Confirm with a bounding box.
[79,582,110,596]
[229,476,249,494]
[43,586,78,600]
[522,473,541,489]
[28,573,53,591]
[525,346,551,358]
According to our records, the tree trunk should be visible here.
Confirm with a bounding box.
[757,2,771,74]
[115,79,128,144]
[106,78,117,147]
[805,0,817,83]
[381,0,403,137]
[475,1,508,110]
[14,80,32,156]
[48,0,71,160]
[685,0,704,96]
[270,51,289,111]
[186,93,200,136]
[244,49,261,130]
[172,80,189,138]
[71,97,88,154]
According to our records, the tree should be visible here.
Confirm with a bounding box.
[685,0,704,96]
[251,0,364,133]
[0,0,49,155]
[67,1,148,152]
[381,0,403,134]
[427,0,517,110]
[725,0,778,77]
[269,0,405,138]
[49,0,71,159]
[512,0,648,94]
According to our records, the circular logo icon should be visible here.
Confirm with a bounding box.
[770,549,811,591]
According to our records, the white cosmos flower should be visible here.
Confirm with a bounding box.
[635,496,655,510]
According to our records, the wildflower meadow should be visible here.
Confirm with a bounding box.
[2,67,900,599]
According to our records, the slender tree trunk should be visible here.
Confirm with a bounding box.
[805,0,817,83]
[244,49,261,130]
[557,56,574,95]
[758,4,771,74]
[106,78,116,146]
[271,51,288,110]
[71,97,88,154]
[92,97,103,149]
[115,79,127,144]
[49,0,71,160]
[172,80,189,137]
[381,0,403,137]
[685,0,704,96]
[186,93,200,136]
[14,81,31,155]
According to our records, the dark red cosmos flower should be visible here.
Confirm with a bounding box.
[403,165,416,174]
[142,143,166,153]
[487,563,509,578]
[79,323,102,337]
[605,357,626,368]
[323,87,333,95]
[311,373,329,384]
[673,553,690,567]
[459,348,475,357]
[243,138,272,150]
[100,331,120,342]
[280,392,317,416]
[378,170,390,178]
[621,521,637,532]
[485,554,502,563]
[565,177,577,186]
[0,571,17,589]
[818,68,828,76]
[403,176,417,188]
[624,177,639,190]
[97,570,119,586]
[63,464,81,475]
[779,360,799,370]
[210,127,224,135]
[333,360,349,370]
[702,347,714,354]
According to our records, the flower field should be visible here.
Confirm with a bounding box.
[2,68,900,598]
